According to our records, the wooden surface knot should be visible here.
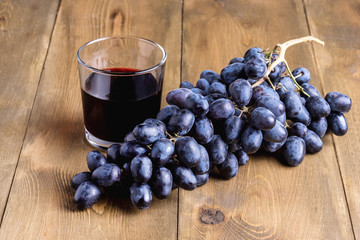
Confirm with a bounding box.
[200,208,225,225]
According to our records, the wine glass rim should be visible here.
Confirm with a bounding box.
[76,36,167,76]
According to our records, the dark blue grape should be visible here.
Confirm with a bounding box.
[233,148,249,165]
[305,96,331,118]
[180,81,194,89]
[150,139,175,166]
[217,152,238,180]
[130,183,152,210]
[124,132,136,142]
[223,115,246,143]
[261,83,280,100]
[244,53,266,64]
[308,117,327,138]
[282,136,306,167]
[250,86,266,104]
[120,141,148,160]
[195,173,209,187]
[327,112,348,136]
[288,122,308,138]
[184,93,209,116]
[192,145,210,175]
[175,136,201,168]
[156,105,179,124]
[220,63,245,85]
[229,57,244,64]
[130,155,153,183]
[243,47,264,59]
[276,76,295,97]
[304,130,323,154]
[209,81,228,96]
[172,166,197,191]
[262,120,288,143]
[263,140,286,153]
[205,93,226,105]
[87,150,107,172]
[270,53,286,74]
[276,112,287,125]
[166,88,193,108]
[256,95,285,117]
[144,118,167,137]
[149,167,173,199]
[292,67,311,85]
[325,92,352,113]
[193,116,214,145]
[200,70,221,84]
[281,91,311,125]
[229,79,253,107]
[250,107,276,131]
[208,98,235,121]
[240,126,263,154]
[92,163,121,187]
[71,172,92,190]
[244,57,267,80]
[191,88,205,95]
[269,65,282,81]
[206,135,228,164]
[167,109,195,135]
[133,122,162,145]
[106,144,121,165]
[196,78,210,94]
[74,181,101,210]
[301,83,321,98]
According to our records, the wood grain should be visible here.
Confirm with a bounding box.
[0,0,181,239]
[303,0,360,237]
[0,0,60,219]
[179,0,354,239]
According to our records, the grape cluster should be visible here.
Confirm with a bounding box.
[72,40,352,210]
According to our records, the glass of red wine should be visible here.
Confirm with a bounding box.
[77,36,166,150]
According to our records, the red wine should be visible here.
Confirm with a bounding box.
[81,67,162,142]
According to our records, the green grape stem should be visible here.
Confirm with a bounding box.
[251,36,325,90]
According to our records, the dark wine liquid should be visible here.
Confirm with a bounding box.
[81,67,162,142]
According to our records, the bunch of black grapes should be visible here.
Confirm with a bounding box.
[72,46,352,210]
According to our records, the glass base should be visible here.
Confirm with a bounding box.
[84,127,122,151]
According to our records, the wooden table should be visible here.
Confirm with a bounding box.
[0,0,359,239]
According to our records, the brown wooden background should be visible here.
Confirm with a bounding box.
[0,0,359,239]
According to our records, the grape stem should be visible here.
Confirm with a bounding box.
[251,36,325,93]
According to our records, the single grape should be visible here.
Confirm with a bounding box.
[223,115,246,143]
[144,118,167,138]
[87,150,108,172]
[250,86,266,104]
[208,98,235,121]
[193,116,214,145]
[229,57,244,64]
[220,63,245,85]
[250,107,276,131]
[130,155,153,183]
[305,96,331,118]
[196,78,210,94]
[327,112,348,136]
[206,135,228,164]
[263,139,286,153]
[243,47,264,59]
[269,65,282,81]
[167,109,195,135]
[92,163,121,187]
[156,105,180,124]
[304,130,323,154]
[233,148,249,165]
[325,92,352,113]
[217,152,238,180]
[256,95,285,117]
[172,166,197,191]
[180,81,194,89]
[282,136,306,167]
[120,141,148,160]
[175,136,201,168]
[149,167,173,200]
[262,120,288,143]
[229,79,253,107]
[191,88,205,95]
[124,132,136,142]
[261,83,280,100]
[74,181,101,210]
[244,57,267,80]
[276,76,295,97]
[130,183,152,210]
[292,67,310,85]
[301,83,321,98]
[133,122,162,145]
[106,144,122,166]
[308,117,327,138]
[192,145,210,175]
[166,88,193,108]
[200,70,221,84]
[276,112,287,125]
[195,173,210,187]
[240,126,263,154]
[71,172,92,190]
[150,139,175,166]
[288,122,308,138]
[281,91,311,125]
[184,93,209,116]
[209,81,228,96]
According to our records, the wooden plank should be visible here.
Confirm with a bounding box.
[303,0,360,237]
[0,0,60,220]
[0,0,181,239]
[179,0,354,239]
